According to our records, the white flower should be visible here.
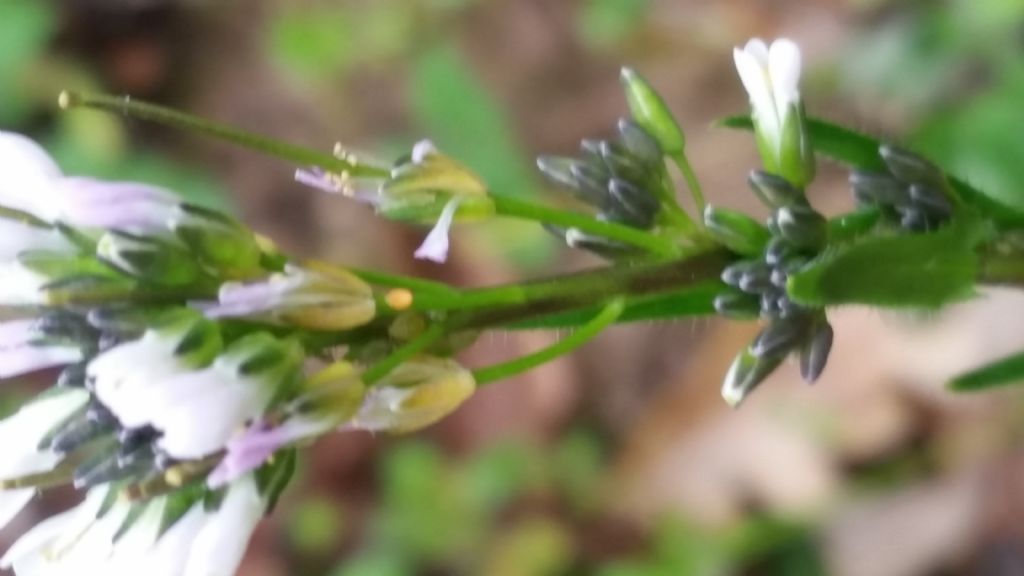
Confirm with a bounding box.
[92,332,298,460]
[0,389,89,532]
[0,212,79,306]
[0,132,178,233]
[0,320,83,379]
[88,331,196,429]
[733,38,814,185]
[1,476,264,576]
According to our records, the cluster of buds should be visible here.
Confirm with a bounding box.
[708,172,834,406]
[536,119,667,257]
[851,145,956,232]
[0,132,478,575]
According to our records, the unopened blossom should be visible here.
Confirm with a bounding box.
[0,390,89,532]
[733,38,815,186]
[0,131,178,233]
[200,262,376,331]
[349,356,475,434]
[1,475,264,576]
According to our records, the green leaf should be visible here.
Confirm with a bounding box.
[578,0,650,47]
[949,350,1024,392]
[507,282,719,329]
[720,115,1024,228]
[788,216,985,309]
[256,448,298,514]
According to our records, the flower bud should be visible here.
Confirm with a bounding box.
[170,204,263,279]
[721,347,785,408]
[748,171,805,209]
[776,205,827,251]
[703,205,771,257]
[713,290,761,319]
[734,39,815,187]
[97,232,204,287]
[349,356,475,434]
[879,145,945,189]
[616,119,663,167]
[619,67,684,155]
[201,262,376,331]
[799,317,833,383]
[751,317,808,359]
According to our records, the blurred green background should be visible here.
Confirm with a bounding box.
[3,1,1024,575]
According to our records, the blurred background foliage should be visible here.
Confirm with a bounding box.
[2,0,1024,575]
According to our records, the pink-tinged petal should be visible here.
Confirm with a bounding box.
[0,345,81,379]
[0,320,35,348]
[207,418,328,488]
[768,38,802,115]
[295,167,342,194]
[414,198,461,263]
[56,178,177,232]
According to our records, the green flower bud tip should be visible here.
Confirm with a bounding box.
[721,346,785,408]
[799,318,833,383]
[171,204,263,279]
[776,205,827,250]
[704,205,770,257]
[620,67,685,156]
[97,232,203,287]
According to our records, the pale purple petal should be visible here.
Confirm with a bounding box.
[414,198,461,263]
[207,418,328,488]
[0,345,81,379]
[56,178,177,232]
[295,167,343,194]
[198,275,302,319]
[0,320,36,349]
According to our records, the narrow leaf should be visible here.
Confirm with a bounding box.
[950,350,1024,392]
[787,216,985,309]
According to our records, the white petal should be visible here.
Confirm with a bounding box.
[0,507,76,569]
[0,219,71,261]
[768,38,802,117]
[184,476,263,576]
[155,380,269,459]
[0,263,51,306]
[0,132,61,218]
[0,490,36,532]
[414,197,461,263]
[90,335,188,428]
[411,140,437,164]
[733,45,780,143]
[0,320,35,348]
[743,38,770,65]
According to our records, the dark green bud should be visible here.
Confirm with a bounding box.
[713,290,761,319]
[850,171,908,206]
[908,184,953,218]
[608,178,657,228]
[799,317,833,383]
[536,156,577,190]
[748,170,805,209]
[703,205,771,257]
[620,67,685,155]
[776,205,827,250]
[721,260,767,288]
[879,145,944,187]
[617,118,663,166]
[751,318,809,359]
[764,237,795,266]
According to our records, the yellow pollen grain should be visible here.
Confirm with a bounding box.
[164,468,186,487]
[385,289,414,311]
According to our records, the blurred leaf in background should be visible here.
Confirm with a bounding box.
[577,0,651,48]
[0,0,55,125]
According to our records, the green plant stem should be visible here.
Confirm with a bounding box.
[671,152,706,215]
[59,91,390,178]
[349,267,459,296]
[490,195,682,257]
[362,323,446,385]
[444,249,730,330]
[472,298,624,386]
